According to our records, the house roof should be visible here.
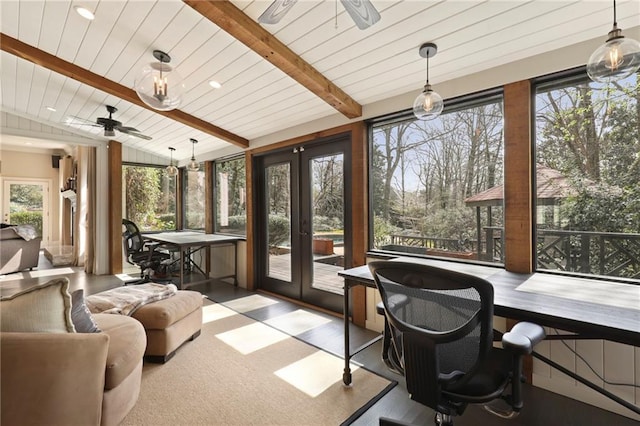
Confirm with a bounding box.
[464,165,577,207]
[1,1,639,161]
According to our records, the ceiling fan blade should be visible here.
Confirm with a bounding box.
[340,0,381,30]
[65,115,101,127]
[117,127,152,141]
[258,0,298,25]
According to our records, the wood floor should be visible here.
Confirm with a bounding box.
[2,255,638,426]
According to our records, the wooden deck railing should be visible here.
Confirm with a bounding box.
[383,229,640,280]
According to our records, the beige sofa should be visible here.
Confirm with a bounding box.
[1,279,147,426]
[0,226,42,274]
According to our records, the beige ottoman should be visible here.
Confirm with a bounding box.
[131,290,203,363]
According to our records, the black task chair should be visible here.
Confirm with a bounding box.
[369,261,545,426]
[122,219,170,283]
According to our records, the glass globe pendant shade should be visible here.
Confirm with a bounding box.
[166,164,178,177]
[413,84,444,120]
[187,158,200,172]
[166,147,178,177]
[134,50,185,111]
[587,29,640,83]
[187,138,199,171]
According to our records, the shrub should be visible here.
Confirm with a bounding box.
[9,212,43,236]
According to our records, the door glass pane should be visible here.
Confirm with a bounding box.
[7,183,44,237]
[310,153,344,295]
[266,163,291,281]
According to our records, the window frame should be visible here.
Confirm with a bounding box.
[367,88,505,266]
[213,154,247,236]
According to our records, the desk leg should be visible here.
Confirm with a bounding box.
[233,242,238,286]
[343,281,352,385]
[179,249,184,290]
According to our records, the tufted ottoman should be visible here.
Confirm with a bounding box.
[131,290,203,363]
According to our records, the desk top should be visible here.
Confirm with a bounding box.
[145,232,244,247]
[339,257,640,347]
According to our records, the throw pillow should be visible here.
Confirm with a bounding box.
[71,289,101,333]
[0,278,76,333]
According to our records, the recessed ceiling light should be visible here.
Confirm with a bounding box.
[46,106,56,112]
[209,80,222,89]
[74,6,95,20]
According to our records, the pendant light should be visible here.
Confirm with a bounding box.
[587,0,640,83]
[187,138,200,172]
[413,43,444,120]
[166,147,178,177]
[134,50,185,111]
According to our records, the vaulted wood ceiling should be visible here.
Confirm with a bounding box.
[1,0,639,161]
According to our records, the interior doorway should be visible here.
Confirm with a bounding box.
[254,135,352,313]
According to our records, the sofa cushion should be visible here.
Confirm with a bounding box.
[93,313,146,390]
[0,278,75,333]
[71,289,101,333]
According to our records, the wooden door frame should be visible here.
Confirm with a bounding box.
[246,122,368,322]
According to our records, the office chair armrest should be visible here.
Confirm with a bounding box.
[438,370,465,383]
[502,322,545,355]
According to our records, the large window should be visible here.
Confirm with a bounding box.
[183,167,205,230]
[370,92,505,264]
[122,164,176,231]
[534,70,640,281]
[215,156,246,235]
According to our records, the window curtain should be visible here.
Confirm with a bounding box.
[73,146,97,273]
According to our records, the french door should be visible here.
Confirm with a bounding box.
[255,136,351,313]
[2,178,50,245]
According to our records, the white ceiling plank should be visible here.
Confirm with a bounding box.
[17,0,45,47]
[14,60,35,113]
[25,66,50,118]
[92,1,168,83]
[38,2,70,56]
[0,1,19,38]
[0,52,18,109]
[73,1,129,71]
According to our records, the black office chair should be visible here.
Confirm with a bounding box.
[122,219,170,283]
[369,260,545,426]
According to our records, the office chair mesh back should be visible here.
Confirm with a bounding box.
[123,219,145,260]
[369,261,496,417]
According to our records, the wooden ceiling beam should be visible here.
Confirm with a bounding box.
[0,33,249,149]
[183,0,362,119]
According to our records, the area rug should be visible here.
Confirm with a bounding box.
[121,299,395,425]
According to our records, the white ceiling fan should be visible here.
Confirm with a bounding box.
[258,0,381,30]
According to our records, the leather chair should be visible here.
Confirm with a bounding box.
[369,260,545,426]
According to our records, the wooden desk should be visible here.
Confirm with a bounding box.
[339,256,640,414]
[144,232,244,290]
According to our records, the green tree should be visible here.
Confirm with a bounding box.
[123,166,162,228]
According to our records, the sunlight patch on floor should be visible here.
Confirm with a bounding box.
[202,303,237,324]
[216,322,289,354]
[0,267,77,282]
[274,350,359,397]
[265,309,332,336]
[222,294,279,313]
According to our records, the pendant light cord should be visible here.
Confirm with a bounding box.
[426,55,430,85]
[613,0,617,27]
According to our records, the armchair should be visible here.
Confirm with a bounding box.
[369,260,545,426]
